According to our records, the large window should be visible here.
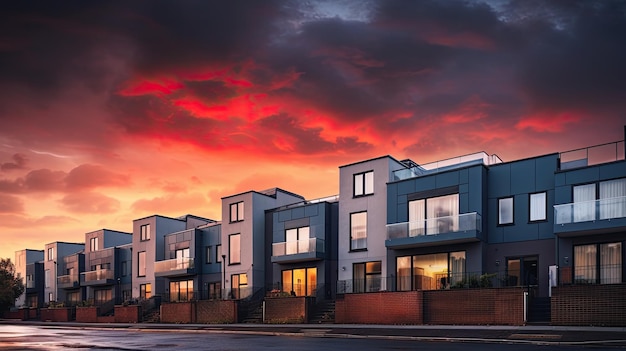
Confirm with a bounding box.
[231,273,247,299]
[600,178,626,219]
[573,184,596,222]
[354,171,374,197]
[285,226,310,255]
[350,212,367,250]
[353,261,381,293]
[397,252,465,291]
[498,197,514,225]
[94,289,112,305]
[208,282,221,300]
[409,193,459,236]
[574,242,622,284]
[282,268,317,297]
[529,192,547,222]
[45,269,50,288]
[47,247,54,261]
[140,283,152,299]
[170,279,194,302]
[230,201,244,222]
[90,237,99,251]
[175,248,190,269]
[137,251,146,277]
[140,224,151,241]
[506,256,538,286]
[229,234,241,264]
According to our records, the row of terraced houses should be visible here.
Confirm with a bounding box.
[7,130,626,326]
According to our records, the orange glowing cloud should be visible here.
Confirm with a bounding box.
[516,112,581,133]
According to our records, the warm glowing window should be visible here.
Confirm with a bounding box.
[229,234,241,264]
[140,224,151,241]
[350,212,367,250]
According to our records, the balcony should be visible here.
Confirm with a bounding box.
[271,238,325,263]
[81,269,115,286]
[559,140,625,170]
[154,257,195,277]
[57,274,79,289]
[393,152,502,181]
[386,212,482,249]
[554,196,626,236]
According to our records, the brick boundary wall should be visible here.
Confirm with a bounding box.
[114,305,142,323]
[160,302,196,323]
[264,297,314,324]
[424,287,525,325]
[2,309,29,320]
[40,307,74,322]
[335,291,423,324]
[75,307,99,323]
[196,300,238,324]
[552,284,626,326]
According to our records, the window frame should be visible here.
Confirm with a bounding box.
[573,242,623,285]
[350,211,368,251]
[140,224,151,241]
[498,196,514,225]
[529,192,547,222]
[229,233,241,265]
[47,247,54,261]
[140,283,152,299]
[216,245,222,263]
[137,251,146,277]
[353,170,374,197]
[206,246,212,264]
[353,261,382,293]
[229,201,244,223]
[90,237,99,252]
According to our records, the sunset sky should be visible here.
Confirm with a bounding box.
[1,0,625,260]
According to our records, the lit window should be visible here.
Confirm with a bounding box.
[90,237,99,251]
[140,224,151,241]
[350,212,367,250]
[140,283,151,299]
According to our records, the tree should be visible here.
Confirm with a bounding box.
[0,258,25,312]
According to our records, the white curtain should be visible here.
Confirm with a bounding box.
[530,192,547,221]
[574,245,596,283]
[427,194,459,234]
[601,242,622,284]
[408,200,425,237]
[573,184,596,222]
[599,178,626,220]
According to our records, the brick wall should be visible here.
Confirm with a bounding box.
[196,300,238,324]
[424,287,525,325]
[2,309,29,320]
[335,291,423,324]
[76,307,99,323]
[160,302,196,323]
[114,305,142,323]
[264,297,313,324]
[552,284,626,326]
[40,307,74,322]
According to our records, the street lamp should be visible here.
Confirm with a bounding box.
[221,254,226,300]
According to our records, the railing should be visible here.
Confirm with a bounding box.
[154,257,194,273]
[81,269,114,282]
[57,274,79,287]
[272,194,339,211]
[387,212,482,240]
[568,264,623,285]
[559,140,625,170]
[554,196,626,225]
[393,152,502,180]
[272,238,324,257]
[265,282,321,298]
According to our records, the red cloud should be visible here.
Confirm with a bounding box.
[516,112,581,133]
[60,192,120,214]
[1,153,28,171]
[119,79,184,96]
[65,164,130,190]
[0,194,24,213]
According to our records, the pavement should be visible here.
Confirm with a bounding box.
[3,320,626,347]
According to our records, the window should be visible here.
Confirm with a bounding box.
[529,192,547,222]
[216,245,222,262]
[140,283,152,299]
[506,256,538,286]
[409,193,459,236]
[48,292,54,303]
[140,224,151,241]
[353,171,374,197]
[353,261,381,293]
[121,261,128,277]
[573,184,596,222]
[208,282,221,300]
[285,226,310,255]
[282,268,317,297]
[90,237,99,252]
[175,248,190,269]
[169,279,194,302]
[498,197,514,225]
[230,201,244,222]
[137,251,146,277]
[229,234,241,264]
[600,178,626,219]
[45,269,50,288]
[350,212,367,250]
[94,289,112,305]
[47,247,54,261]
[574,242,622,284]
[206,246,212,263]
[397,252,465,291]
[231,273,247,299]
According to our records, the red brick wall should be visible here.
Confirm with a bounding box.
[114,305,142,323]
[424,287,524,325]
[29,308,38,320]
[76,307,99,323]
[160,302,196,323]
[2,309,29,320]
[552,284,626,326]
[264,297,313,324]
[335,291,423,324]
[196,300,238,324]
[40,307,74,322]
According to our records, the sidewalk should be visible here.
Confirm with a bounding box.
[3,319,626,346]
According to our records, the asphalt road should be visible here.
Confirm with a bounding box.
[0,324,624,351]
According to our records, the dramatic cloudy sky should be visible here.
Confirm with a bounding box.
[1,0,625,259]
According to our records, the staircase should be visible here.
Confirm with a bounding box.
[239,300,264,323]
[310,300,335,324]
[528,297,551,324]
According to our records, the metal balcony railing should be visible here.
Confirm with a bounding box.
[57,274,79,287]
[554,196,626,225]
[393,152,502,180]
[386,212,482,240]
[81,269,114,282]
[559,140,625,170]
[154,257,194,273]
[272,238,324,257]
